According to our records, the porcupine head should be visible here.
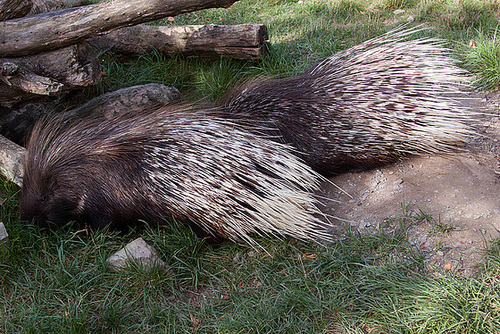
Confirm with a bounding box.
[20,156,115,229]
[20,164,84,228]
[19,114,150,230]
[19,150,116,229]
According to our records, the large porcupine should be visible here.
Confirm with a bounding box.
[19,106,328,245]
[19,26,476,244]
[223,26,475,174]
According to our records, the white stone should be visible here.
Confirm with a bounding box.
[0,222,8,243]
[107,237,166,272]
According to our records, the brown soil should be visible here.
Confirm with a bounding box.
[320,92,500,275]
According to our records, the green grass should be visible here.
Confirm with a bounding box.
[90,0,500,101]
[2,175,500,332]
[461,30,500,90]
[4,0,500,332]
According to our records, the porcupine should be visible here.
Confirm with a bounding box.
[19,26,475,245]
[222,26,475,175]
[19,106,328,245]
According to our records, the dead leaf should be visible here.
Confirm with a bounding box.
[302,252,317,260]
[189,313,200,328]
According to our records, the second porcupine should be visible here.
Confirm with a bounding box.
[19,27,476,245]
[222,26,476,175]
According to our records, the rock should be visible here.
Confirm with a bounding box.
[107,237,167,272]
[0,222,8,251]
[0,222,8,242]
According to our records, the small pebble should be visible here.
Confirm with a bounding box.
[107,238,167,272]
[0,222,8,243]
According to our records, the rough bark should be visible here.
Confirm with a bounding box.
[0,0,240,57]
[0,79,59,108]
[0,60,63,96]
[0,42,102,107]
[0,0,33,20]
[5,42,102,88]
[66,83,182,118]
[89,23,269,60]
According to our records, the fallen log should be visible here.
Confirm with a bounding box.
[3,42,102,89]
[0,0,240,57]
[0,83,181,186]
[0,134,24,187]
[66,83,182,118]
[0,42,102,107]
[0,79,60,108]
[89,23,269,60]
[0,60,63,96]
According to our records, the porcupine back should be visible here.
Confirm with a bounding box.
[223,26,475,175]
[20,105,328,245]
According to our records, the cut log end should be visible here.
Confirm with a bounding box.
[0,134,25,187]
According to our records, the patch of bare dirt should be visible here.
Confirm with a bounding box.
[321,92,500,275]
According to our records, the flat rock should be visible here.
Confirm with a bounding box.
[0,222,8,241]
[107,237,167,272]
[0,222,8,252]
